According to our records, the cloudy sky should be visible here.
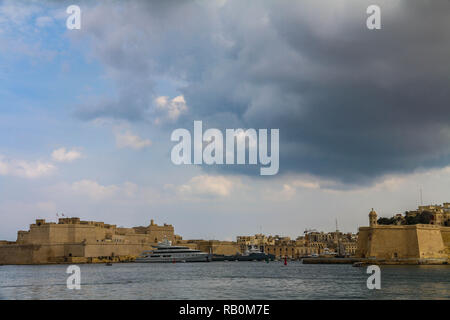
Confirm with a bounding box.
[1,0,450,241]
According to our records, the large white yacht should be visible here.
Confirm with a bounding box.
[135,239,210,263]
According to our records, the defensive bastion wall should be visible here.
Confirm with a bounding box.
[357,224,449,260]
[0,218,175,265]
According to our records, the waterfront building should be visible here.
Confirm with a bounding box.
[402,203,450,226]
[238,231,358,259]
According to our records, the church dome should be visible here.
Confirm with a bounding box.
[369,208,377,216]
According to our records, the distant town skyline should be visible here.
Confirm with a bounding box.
[2,0,450,241]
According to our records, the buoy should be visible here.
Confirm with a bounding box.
[284,256,287,265]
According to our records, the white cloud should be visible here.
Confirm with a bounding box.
[0,155,55,178]
[174,175,238,198]
[291,179,320,190]
[68,180,149,202]
[155,95,188,122]
[0,2,56,61]
[71,180,120,200]
[262,183,296,202]
[51,147,82,163]
[115,130,152,150]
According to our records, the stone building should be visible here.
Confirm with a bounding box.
[304,230,358,256]
[404,203,450,226]
[0,217,177,265]
[264,240,320,259]
[236,234,275,253]
[357,209,450,261]
[237,231,358,259]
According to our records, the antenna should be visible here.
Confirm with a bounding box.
[335,218,338,232]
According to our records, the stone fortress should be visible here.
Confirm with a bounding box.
[357,207,450,262]
[0,217,178,264]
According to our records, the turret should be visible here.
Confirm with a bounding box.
[369,208,378,227]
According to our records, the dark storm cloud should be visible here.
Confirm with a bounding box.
[75,0,450,184]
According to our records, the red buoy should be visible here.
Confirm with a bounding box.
[284,256,287,265]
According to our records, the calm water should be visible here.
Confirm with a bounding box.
[0,261,449,299]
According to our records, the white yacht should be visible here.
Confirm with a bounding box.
[135,239,210,263]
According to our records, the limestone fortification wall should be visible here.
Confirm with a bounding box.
[0,244,69,264]
[0,245,36,264]
[357,225,448,260]
[417,226,446,258]
[0,217,176,265]
[83,243,152,258]
[441,228,450,255]
[201,241,240,255]
[370,225,420,259]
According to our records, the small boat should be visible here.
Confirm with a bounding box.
[105,262,113,266]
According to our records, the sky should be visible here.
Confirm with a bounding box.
[1,0,450,241]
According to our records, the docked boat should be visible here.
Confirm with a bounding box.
[236,245,275,261]
[212,245,275,262]
[135,239,210,263]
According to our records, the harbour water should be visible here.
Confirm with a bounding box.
[0,261,449,299]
